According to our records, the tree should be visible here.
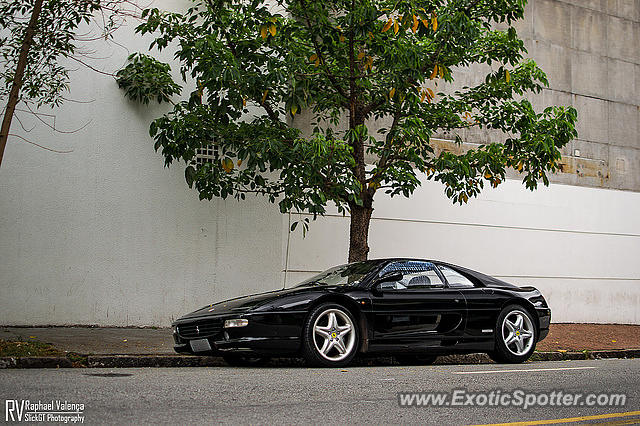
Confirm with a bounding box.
[0,0,140,166]
[116,0,577,262]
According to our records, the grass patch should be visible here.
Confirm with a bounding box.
[66,352,88,366]
[0,339,64,357]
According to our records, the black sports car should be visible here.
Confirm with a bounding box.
[172,259,551,367]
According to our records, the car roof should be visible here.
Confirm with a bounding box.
[364,258,517,288]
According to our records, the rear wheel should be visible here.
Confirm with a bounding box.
[302,303,359,367]
[395,354,438,366]
[222,354,269,367]
[489,305,537,363]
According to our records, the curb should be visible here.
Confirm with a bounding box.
[87,355,224,368]
[531,349,640,361]
[0,357,73,369]
[1,349,639,369]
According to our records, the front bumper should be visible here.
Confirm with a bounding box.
[536,307,551,341]
[172,311,305,356]
[174,336,300,356]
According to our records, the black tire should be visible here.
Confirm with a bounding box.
[395,354,438,366]
[222,354,269,367]
[488,304,538,364]
[302,303,360,367]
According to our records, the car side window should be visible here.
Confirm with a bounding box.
[437,265,476,288]
[378,261,445,290]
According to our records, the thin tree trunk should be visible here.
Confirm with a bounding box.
[0,0,44,167]
[346,21,374,262]
[348,201,373,262]
[346,99,375,262]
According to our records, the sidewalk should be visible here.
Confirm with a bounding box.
[535,324,640,352]
[0,326,175,355]
[1,323,639,368]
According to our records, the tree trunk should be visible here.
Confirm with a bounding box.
[348,201,373,262]
[0,0,44,167]
[346,40,373,262]
[347,99,374,262]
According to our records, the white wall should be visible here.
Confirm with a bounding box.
[0,1,638,326]
[285,180,640,324]
[0,1,285,326]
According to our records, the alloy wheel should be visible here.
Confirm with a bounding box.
[501,310,535,356]
[312,308,356,362]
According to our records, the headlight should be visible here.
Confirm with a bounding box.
[224,318,249,328]
[532,298,548,308]
[172,325,177,334]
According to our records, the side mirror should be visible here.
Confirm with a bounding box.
[374,272,403,292]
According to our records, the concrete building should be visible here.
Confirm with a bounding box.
[0,0,638,327]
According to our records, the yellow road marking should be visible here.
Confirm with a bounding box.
[590,419,640,425]
[453,366,596,375]
[475,410,640,426]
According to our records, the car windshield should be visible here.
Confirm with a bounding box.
[295,261,383,287]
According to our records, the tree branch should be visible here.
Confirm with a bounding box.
[367,107,403,183]
[9,133,73,153]
[298,0,350,104]
[0,0,44,167]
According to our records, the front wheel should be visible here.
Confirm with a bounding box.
[302,303,359,367]
[489,305,537,364]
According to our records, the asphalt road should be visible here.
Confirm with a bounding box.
[1,359,639,425]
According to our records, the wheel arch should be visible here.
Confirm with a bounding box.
[501,299,540,336]
[304,295,369,353]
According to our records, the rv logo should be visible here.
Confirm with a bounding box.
[6,399,85,423]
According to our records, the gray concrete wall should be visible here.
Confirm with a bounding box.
[436,0,640,191]
[531,0,640,191]
[500,0,640,191]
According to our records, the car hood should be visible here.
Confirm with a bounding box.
[177,285,330,321]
